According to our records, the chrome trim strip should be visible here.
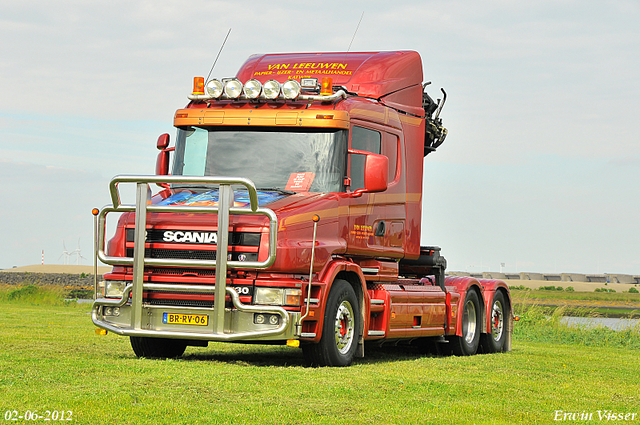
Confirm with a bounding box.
[300,332,317,338]
[370,299,385,305]
[368,330,386,336]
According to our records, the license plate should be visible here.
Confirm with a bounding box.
[162,312,208,326]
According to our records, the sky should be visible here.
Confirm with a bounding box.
[1,0,639,275]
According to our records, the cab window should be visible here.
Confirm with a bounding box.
[350,126,381,191]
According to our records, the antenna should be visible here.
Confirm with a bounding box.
[205,28,232,83]
[346,12,364,55]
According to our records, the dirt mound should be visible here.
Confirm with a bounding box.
[0,265,111,289]
[1,264,112,274]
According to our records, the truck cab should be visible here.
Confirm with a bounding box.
[92,51,511,366]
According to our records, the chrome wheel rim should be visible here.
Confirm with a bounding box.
[462,298,477,344]
[334,300,355,354]
[491,300,504,342]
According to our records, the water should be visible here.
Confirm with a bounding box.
[561,316,640,331]
[65,298,93,304]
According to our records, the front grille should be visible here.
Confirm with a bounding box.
[148,267,217,276]
[148,248,215,260]
[144,291,239,308]
[147,298,214,308]
[126,248,258,262]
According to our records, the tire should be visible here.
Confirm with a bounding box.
[130,336,187,359]
[302,279,360,367]
[450,289,481,356]
[481,291,507,353]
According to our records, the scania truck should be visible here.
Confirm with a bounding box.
[92,50,512,366]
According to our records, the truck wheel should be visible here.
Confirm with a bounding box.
[450,290,481,356]
[130,336,187,359]
[302,279,359,367]
[481,291,507,353]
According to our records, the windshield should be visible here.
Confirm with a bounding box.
[172,126,347,193]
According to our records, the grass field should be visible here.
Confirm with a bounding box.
[1,287,639,424]
[510,288,640,318]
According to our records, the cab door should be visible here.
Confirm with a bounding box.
[346,124,405,259]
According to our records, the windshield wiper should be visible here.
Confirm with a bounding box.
[256,187,295,195]
[170,184,216,191]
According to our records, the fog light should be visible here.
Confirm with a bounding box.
[113,307,120,317]
[255,314,265,324]
[206,79,224,98]
[105,307,113,316]
[300,78,318,90]
[282,80,301,99]
[243,79,262,99]
[224,79,243,99]
[269,315,279,325]
[263,80,281,99]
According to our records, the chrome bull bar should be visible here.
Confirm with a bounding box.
[93,175,288,340]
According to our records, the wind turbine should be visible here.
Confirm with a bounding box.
[71,238,87,265]
[59,241,71,265]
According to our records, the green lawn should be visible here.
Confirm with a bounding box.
[1,297,639,424]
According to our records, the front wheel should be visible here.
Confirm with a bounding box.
[449,289,481,356]
[130,336,187,359]
[302,279,360,367]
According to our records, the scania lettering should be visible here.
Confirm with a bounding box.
[162,231,217,244]
[92,50,513,366]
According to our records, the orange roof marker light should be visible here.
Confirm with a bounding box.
[320,77,333,96]
[192,77,205,95]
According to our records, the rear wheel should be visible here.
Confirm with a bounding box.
[130,336,187,359]
[450,290,481,356]
[302,279,359,367]
[481,291,507,353]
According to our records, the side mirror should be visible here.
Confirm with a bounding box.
[156,150,170,176]
[157,133,170,150]
[155,134,173,185]
[352,152,388,197]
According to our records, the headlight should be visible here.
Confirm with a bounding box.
[206,79,224,98]
[255,287,283,305]
[243,79,262,99]
[282,80,301,99]
[105,280,127,298]
[263,80,281,99]
[224,79,243,99]
[254,287,301,306]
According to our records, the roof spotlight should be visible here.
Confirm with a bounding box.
[282,80,301,99]
[263,80,281,99]
[224,79,243,99]
[205,79,224,98]
[243,79,263,99]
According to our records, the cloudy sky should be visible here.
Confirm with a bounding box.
[1,0,638,274]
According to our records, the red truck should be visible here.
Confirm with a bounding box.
[92,50,512,366]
